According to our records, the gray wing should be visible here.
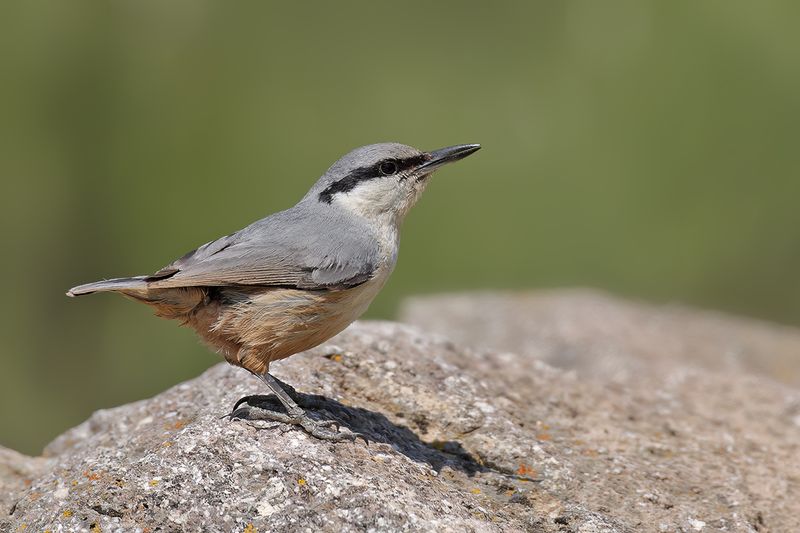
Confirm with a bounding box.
[146,205,380,290]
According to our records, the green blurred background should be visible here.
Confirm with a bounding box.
[1,1,799,455]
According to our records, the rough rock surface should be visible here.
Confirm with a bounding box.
[2,292,800,532]
[0,447,51,518]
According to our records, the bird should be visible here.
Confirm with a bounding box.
[67,142,481,440]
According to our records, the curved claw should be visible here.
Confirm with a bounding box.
[227,394,284,419]
[231,396,253,414]
[226,395,261,420]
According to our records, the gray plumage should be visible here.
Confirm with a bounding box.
[159,204,381,289]
[69,204,380,296]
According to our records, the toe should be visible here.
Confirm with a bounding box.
[316,420,341,431]
[300,419,358,442]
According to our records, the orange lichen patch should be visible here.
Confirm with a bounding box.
[161,420,187,431]
[505,489,515,497]
[23,479,32,487]
[149,479,159,487]
[28,492,41,501]
[143,528,152,533]
[243,523,258,533]
[470,488,481,495]
[89,523,101,532]
[297,478,306,486]
[324,353,344,362]
[163,441,174,447]
[536,433,552,441]
[71,480,79,486]
[582,448,599,457]
[83,470,101,481]
[517,464,536,477]
[62,510,73,518]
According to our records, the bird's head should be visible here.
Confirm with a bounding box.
[306,142,480,225]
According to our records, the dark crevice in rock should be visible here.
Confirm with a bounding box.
[91,505,124,518]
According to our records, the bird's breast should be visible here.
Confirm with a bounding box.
[202,259,395,372]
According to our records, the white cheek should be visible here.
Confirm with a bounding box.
[334,179,401,218]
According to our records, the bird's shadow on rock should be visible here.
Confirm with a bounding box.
[228,392,484,477]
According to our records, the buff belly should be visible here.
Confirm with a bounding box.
[185,279,385,375]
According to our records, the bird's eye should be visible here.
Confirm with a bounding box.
[379,160,398,176]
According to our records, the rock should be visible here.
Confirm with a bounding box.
[0,447,51,517]
[3,293,800,532]
[401,289,800,387]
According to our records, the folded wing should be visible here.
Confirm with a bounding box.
[146,205,379,291]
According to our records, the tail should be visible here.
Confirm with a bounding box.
[66,276,149,297]
[67,275,206,321]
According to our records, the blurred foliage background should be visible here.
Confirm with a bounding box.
[1,1,799,454]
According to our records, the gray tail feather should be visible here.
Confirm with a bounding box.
[66,276,149,297]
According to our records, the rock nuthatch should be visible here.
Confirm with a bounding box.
[68,142,481,440]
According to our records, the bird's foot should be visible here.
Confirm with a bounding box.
[231,400,366,443]
[227,390,327,418]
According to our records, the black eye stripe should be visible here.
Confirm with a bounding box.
[318,154,428,203]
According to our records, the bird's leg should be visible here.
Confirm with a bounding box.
[229,373,327,413]
[233,372,361,442]
[269,374,331,409]
[267,374,301,402]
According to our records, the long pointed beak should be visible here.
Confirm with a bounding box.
[418,143,481,173]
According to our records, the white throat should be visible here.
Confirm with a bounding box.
[331,177,430,228]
